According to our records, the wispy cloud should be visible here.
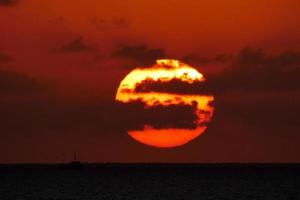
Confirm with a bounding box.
[0,53,14,63]
[112,44,166,66]
[182,53,232,66]
[0,70,46,97]
[58,37,96,53]
[0,0,18,6]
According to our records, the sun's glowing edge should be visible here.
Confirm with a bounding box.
[128,126,207,148]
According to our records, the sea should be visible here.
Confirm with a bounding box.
[1,164,299,200]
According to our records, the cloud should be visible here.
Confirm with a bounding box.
[0,93,198,137]
[0,53,14,63]
[1,46,300,162]
[0,0,18,6]
[129,47,300,136]
[214,91,300,133]
[206,47,300,93]
[0,99,108,135]
[199,47,300,138]
[182,53,232,66]
[112,44,167,66]
[182,55,211,65]
[115,100,198,130]
[133,77,212,95]
[215,54,233,63]
[0,70,46,97]
[59,37,95,53]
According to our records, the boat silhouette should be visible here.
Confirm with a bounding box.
[60,152,85,170]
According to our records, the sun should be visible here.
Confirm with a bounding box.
[115,59,214,148]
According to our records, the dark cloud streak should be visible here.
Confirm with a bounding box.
[134,77,212,95]
[0,53,14,63]
[0,70,47,97]
[0,0,18,6]
[59,37,95,53]
[116,100,198,130]
[205,47,300,93]
[112,45,166,66]
[182,53,232,66]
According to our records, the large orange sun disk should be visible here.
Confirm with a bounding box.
[115,59,214,148]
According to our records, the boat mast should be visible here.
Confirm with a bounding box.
[74,152,77,161]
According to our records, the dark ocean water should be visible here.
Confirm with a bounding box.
[1,164,300,200]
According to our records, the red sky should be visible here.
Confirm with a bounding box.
[0,0,300,163]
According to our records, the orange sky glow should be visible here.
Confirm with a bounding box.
[0,0,300,163]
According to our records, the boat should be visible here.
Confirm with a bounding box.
[59,152,85,170]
